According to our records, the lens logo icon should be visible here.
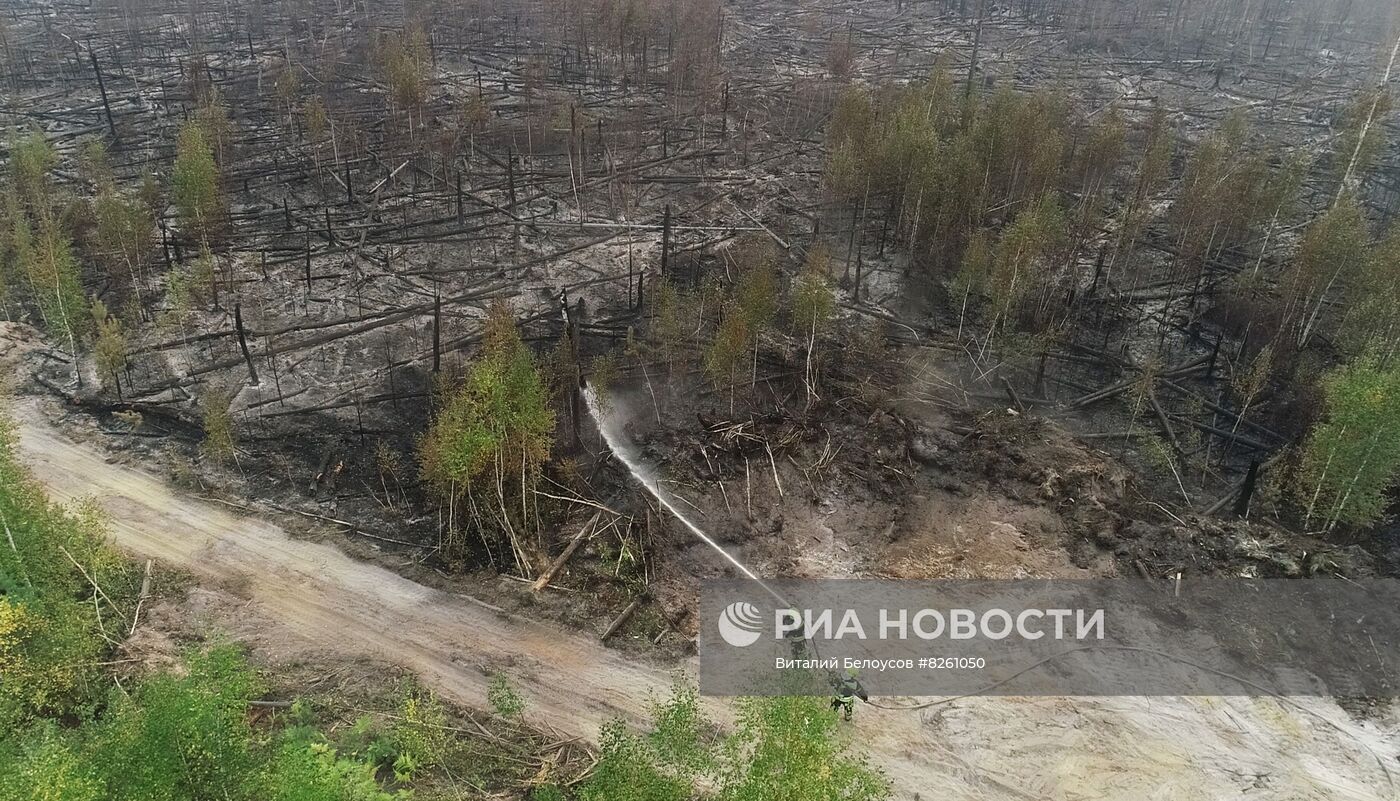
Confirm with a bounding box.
[717,601,764,647]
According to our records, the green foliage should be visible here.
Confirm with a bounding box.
[422,301,553,488]
[1067,106,1124,252]
[580,686,713,801]
[587,350,621,413]
[982,194,1068,330]
[1074,106,1125,191]
[391,752,419,784]
[91,298,128,392]
[581,719,692,801]
[0,589,106,730]
[275,57,302,107]
[378,27,430,112]
[304,96,330,144]
[348,718,399,770]
[705,305,750,407]
[823,141,868,205]
[196,93,234,166]
[163,248,217,327]
[0,724,102,801]
[24,219,89,346]
[790,247,835,339]
[138,173,163,215]
[0,195,16,315]
[488,673,526,722]
[1140,432,1187,500]
[734,237,780,338]
[823,68,1079,274]
[579,684,887,801]
[1343,223,1400,357]
[717,695,889,801]
[267,731,396,801]
[390,686,449,774]
[0,644,409,801]
[0,413,410,801]
[0,418,124,730]
[825,37,854,80]
[78,139,113,188]
[94,645,262,801]
[1110,105,1173,272]
[824,89,875,201]
[1296,357,1400,530]
[2,133,94,341]
[10,131,56,213]
[172,120,224,243]
[1261,152,1310,222]
[1164,111,1302,283]
[2,140,84,345]
[533,785,567,801]
[955,228,992,298]
[419,301,554,562]
[650,278,689,374]
[1230,344,1274,418]
[1282,194,1370,347]
[460,91,490,132]
[643,684,710,775]
[1304,195,1374,280]
[696,270,726,333]
[548,330,580,407]
[90,186,155,295]
[1334,88,1392,190]
[820,66,1244,320]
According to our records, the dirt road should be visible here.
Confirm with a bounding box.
[12,394,1399,800]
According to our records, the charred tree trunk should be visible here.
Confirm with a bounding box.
[88,46,116,141]
[1232,460,1261,518]
[432,288,442,374]
[234,303,259,385]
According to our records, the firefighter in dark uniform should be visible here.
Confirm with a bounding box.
[830,670,868,721]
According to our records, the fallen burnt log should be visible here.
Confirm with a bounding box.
[1064,356,1210,410]
[34,372,202,434]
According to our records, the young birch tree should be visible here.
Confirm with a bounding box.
[1297,357,1400,531]
[419,301,554,572]
[172,121,224,245]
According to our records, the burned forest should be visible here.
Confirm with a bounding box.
[2,0,1400,799]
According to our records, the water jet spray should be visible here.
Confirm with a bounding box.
[582,386,787,607]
